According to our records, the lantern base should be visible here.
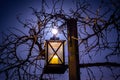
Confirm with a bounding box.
[44,64,67,74]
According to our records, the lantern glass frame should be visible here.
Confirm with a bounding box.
[45,40,65,65]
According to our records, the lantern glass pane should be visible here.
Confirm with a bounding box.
[57,45,63,62]
[48,44,54,61]
[48,41,63,64]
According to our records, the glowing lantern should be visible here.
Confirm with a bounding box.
[44,40,67,74]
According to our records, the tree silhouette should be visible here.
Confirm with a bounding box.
[0,0,120,80]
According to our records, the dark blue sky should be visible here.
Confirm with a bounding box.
[0,0,102,32]
[0,0,41,32]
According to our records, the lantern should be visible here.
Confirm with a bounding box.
[44,40,67,74]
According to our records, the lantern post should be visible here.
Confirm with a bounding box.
[44,19,80,80]
[67,18,80,80]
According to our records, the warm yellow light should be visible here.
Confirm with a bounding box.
[50,55,58,64]
[52,28,58,35]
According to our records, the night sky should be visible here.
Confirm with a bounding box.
[0,0,100,32]
[0,0,38,31]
